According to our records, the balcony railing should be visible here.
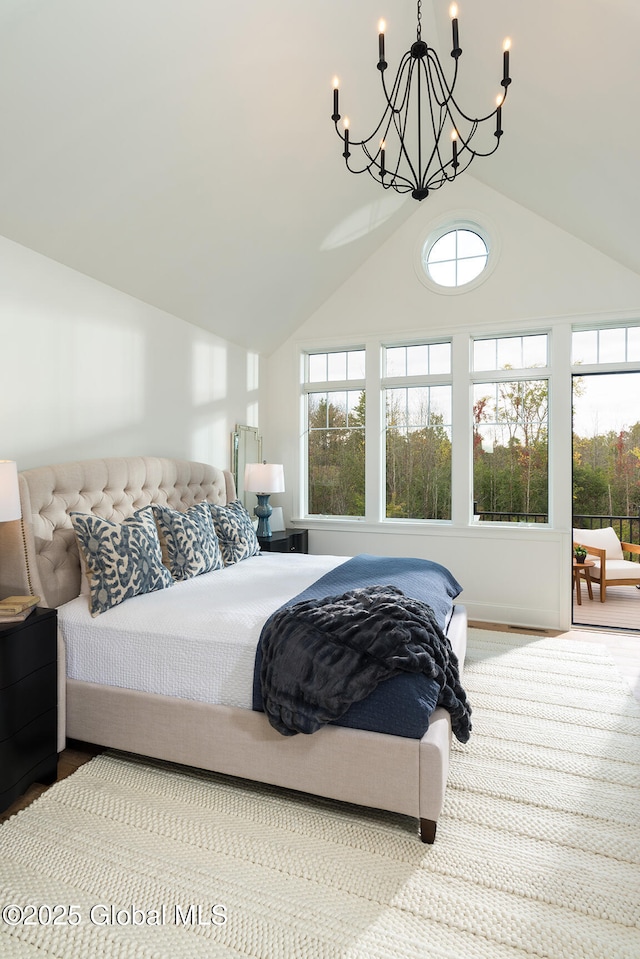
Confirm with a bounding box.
[474,508,640,560]
[475,510,548,524]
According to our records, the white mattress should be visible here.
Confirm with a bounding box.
[59,553,348,710]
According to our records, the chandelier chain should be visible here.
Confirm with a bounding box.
[416,0,422,41]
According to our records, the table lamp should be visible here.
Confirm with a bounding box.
[0,460,21,522]
[244,462,285,538]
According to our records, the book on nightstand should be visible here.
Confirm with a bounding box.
[0,595,40,624]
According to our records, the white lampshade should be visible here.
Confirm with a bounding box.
[0,460,21,522]
[244,462,285,495]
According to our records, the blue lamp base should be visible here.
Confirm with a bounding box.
[254,494,273,538]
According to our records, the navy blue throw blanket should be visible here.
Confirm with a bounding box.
[252,555,470,742]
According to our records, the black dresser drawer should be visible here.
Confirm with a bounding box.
[0,708,57,788]
[0,662,57,741]
[0,607,58,813]
[0,608,57,690]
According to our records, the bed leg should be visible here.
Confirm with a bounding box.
[419,818,437,844]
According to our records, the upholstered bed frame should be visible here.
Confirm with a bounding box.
[0,456,467,842]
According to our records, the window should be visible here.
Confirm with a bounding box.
[473,335,549,524]
[424,228,488,288]
[302,332,551,527]
[572,326,640,365]
[474,333,548,371]
[385,342,451,377]
[384,342,452,520]
[307,349,366,383]
[304,351,365,517]
[415,215,499,293]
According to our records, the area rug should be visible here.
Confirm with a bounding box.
[1,630,639,959]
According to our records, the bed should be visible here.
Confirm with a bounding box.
[0,456,468,843]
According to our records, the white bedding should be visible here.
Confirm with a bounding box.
[59,553,348,709]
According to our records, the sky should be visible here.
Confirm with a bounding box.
[572,372,640,438]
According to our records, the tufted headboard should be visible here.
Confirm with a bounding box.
[0,456,235,609]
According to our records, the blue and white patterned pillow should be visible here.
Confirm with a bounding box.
[208,499,261,566]
[152,502,223,581]
[71,506,174,616]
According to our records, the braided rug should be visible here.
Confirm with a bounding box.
[1,629,638,958]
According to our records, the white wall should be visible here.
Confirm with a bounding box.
[0,236,262,472]
[265,177,640,630]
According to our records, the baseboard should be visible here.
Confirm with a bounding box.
[463,601,565,632]
[468,620,562,637]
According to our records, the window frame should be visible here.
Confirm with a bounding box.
[471,333,551,526]
[571,322,640,367]
[381,339,453,522]
[302,348,367,519]
[414,212,500,296]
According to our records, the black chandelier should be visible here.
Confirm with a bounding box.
[331,1,512,201]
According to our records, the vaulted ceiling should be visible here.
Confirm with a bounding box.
[0,1,637,354]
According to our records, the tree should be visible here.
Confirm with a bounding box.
[385,392,452,520]
[473,378,549,520]
[573,419,640,541]
[308,391,365,516]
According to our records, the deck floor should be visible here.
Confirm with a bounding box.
[572,582,640,631]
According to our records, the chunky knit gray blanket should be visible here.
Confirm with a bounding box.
[259,584,472,741]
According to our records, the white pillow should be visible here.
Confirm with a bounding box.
[572,526,623,560]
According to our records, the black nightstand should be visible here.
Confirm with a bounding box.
[0,607,58,813]
[258,528,308,554]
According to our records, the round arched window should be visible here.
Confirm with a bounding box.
[415,215,498,294]
[424,228,488,287]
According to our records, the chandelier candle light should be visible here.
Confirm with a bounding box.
[243,462,285,539]
[331,1,512,200]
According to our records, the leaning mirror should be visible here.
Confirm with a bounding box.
[232,426,262,506]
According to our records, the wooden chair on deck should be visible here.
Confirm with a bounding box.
[573,526,640,602]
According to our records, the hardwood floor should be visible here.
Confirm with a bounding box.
[2,621,638,824]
